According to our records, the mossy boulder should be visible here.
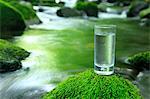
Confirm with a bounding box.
[140,8,150,19]
[0,39,30,72]
[43,69,142,99]
[0,59,22,73]
[0,0,26,38]
[127,1,149,17]
[128,51,150,71]
[56,7,82,17]
[6,1,41,25]
[75,2,98,17]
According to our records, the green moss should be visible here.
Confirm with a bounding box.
[75,2,98,17]
[10,2,37,20]
[128,51,150,70]
[0,0,26,38]
[3,0,40,24]
[97,2,108,12]
[9,2,37,20]
[0,39,30,61]
[139,7,150,18]
[0,39,30,72]
[75,2,97,11]
[127,0,149,17]
[43,69,141,99]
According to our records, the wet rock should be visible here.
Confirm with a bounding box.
[127,1,149,17]
[38,8,44,12]
[120,1,131,6]
[107,0,116,3]
[75,2,98,17]
[58,1,65,7]
[24,67,30,71]
[140,18,150,27]
[0,60,22,73]
[56,7,82,17]
[115,67,139,80]
[115,1,131,7]
[85,8,98,17]
[0,39,30,73]
[97,3,107,12]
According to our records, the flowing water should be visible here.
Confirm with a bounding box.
[0,7,86,99]
[0,6,149,99]
[135,71,150,99]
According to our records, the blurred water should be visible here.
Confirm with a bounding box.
[0,7,85,98]
[0,69,56,99]
[30,6,83,30]
[134,71,150,99]
[0,51,68,99]
[98,10,127,19]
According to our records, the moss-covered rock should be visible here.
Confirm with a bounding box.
[128,51,150,71]
[43,69,142,99]
[0,39,30,72]
[127,1,149,17]
[97,2,108,12]
[140,8,150,19]
[0,59,22,73]
[0,0,26,38]
[75,2,98,17]
[56,7,82,17]
[6,1,41,25]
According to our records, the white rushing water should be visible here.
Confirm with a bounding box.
[30,6,83,30]
[0,48,69,99]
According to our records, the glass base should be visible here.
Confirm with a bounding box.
[94,65,114,75]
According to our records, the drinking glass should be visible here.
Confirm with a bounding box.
[94,25,116,75]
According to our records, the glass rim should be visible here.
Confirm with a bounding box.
[94,25,116,29]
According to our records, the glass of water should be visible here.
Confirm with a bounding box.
[94,25,116,75]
